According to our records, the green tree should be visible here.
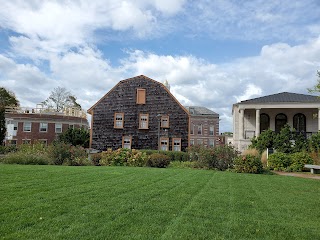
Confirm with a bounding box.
[0,87,19,144]
[58,127,89,148]
[42,87,81,112]
[250,129,275,153]
[274,124,293,153]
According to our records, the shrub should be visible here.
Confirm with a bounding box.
[48,142,89,166]
[187,145,238,170]
[309,133,320,152]
[127,149,148,167]
[234,155,263,174]
[268,152,292,171]
[146,153,170,168]
[250,129,275,153]
[3,143,50,165]
[141,149,189,161]
[49,142,72,165]
[241,148,260,157]
[309,151,320,165]
[0,145,17,154]
[290,152,313,172]
[169,161,198,169]
[90,153,102,166]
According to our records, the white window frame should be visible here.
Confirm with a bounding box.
[39,122,48,132]
[209,126,214,136]
[23,122,32,132]
[55,123,62,133]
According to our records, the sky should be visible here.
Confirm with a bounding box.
[1,0,320,133]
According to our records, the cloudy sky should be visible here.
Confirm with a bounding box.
[1,0,320,132]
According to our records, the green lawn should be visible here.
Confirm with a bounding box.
[1,165,320,240]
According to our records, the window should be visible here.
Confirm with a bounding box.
[122,136,132,149]
[69,124,74,129]
[13,121,18,131]
[172,138,181,151]
[209,139,214,147]
[190,139,194,146]
[190,123,194,135]
[39,122,48,132]
[22,139,31,144]
[260,113,270,133]
[160,137,169,151]
[209,126,214,135]
[8,140,17,146]
[197,125,202,135]
[114,113,124,129]
[136,88,146,104]
[161,115,169,128]
[55,123,62,133]
[197,139,203,145]
[293,113,306,133]
[275,113,287,133]
[23,122,31,132]
[139,113,149,129]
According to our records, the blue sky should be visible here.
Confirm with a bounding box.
[0,0,320,132]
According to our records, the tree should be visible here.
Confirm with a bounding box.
[42,87,81,112]
[58,127,90,148]
[250,129,275,153]
[0,87,19,144]
[308,70,320,94]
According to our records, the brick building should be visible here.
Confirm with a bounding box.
[185,106,220,147]
[5,107,88,146]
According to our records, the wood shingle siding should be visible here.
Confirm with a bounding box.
[88,75,189,151]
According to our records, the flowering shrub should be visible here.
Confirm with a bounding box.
[234,155,263,174]
[127,149,148,167]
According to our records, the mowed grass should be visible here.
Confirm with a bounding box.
[1,165,320,240]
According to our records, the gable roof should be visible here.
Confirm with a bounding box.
[87,75,189,115]
[239,92,320,104]
[184,106,219,117]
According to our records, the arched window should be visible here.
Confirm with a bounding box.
[260,113,270,133]
[293,113,306,132]
[275,113,287,133]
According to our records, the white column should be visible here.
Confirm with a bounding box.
[318,109,320,131]
[255,109,260,137]
[239,109,244,139]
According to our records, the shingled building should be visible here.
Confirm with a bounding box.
[88,75,189,151]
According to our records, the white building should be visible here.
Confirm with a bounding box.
[232,92,320,151]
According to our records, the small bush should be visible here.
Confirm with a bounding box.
[48,142,89,166]
[309,151,320,165]
[290,152,313,172]
[127,149,148,167]
[146,153,170,168]
[3,143,50,165]
[268,152,292,171]
[90,153,102,166]
[49,142,72,165]
[0,145,17,154]
[241,148,260,157]
[234,155,263,174]
[141,149,189,161]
